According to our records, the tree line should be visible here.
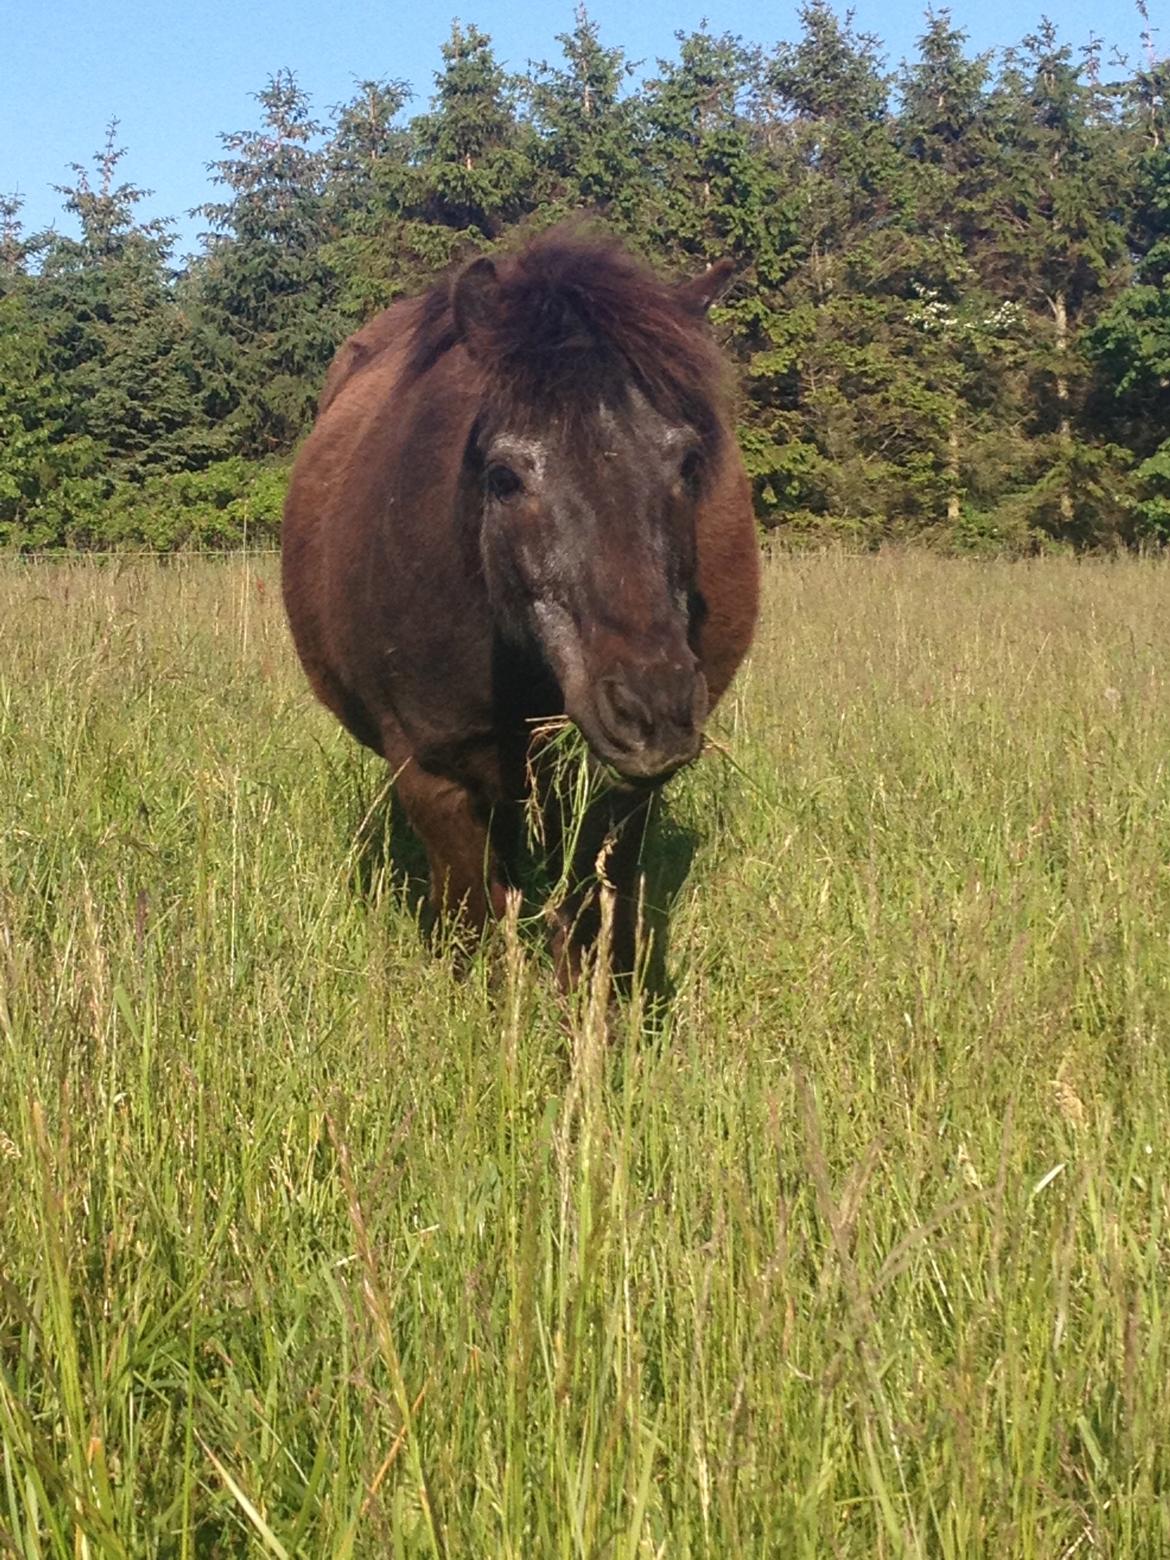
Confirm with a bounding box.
[3,3,1169,552]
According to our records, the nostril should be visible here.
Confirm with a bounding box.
[596,675,653,748]
[656,663,704,736]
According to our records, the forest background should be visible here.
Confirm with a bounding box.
[4,2,1170,553]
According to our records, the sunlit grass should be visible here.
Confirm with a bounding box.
[1,549,1168,1555]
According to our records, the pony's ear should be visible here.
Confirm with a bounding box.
[452,256,501,345]
[676,258,735,316]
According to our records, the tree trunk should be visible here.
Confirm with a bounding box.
[1052,290,1074,526]
[946,419,961,525]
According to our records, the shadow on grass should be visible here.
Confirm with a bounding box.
[634,802,700,1017]
[348,785,432,925]
[344,775,701,1012]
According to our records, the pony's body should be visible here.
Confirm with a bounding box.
[282,230,759,980]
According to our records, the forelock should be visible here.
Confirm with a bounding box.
[407,227,731,446]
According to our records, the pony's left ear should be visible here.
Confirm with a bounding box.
[676,258,735,316]
[452,256,501,347]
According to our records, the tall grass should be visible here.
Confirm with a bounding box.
[1,551,1168,1555]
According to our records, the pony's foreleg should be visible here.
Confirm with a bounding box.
[393,761,507,937]
[550,790,654,991]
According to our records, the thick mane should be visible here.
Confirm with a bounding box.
[406,228,730,440]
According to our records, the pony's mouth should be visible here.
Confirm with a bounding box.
[580,663,707,785]
[575,713,704,788]
[535,604,707,786]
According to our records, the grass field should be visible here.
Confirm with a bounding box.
[1,550,1169,1557]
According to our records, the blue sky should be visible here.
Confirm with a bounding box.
[3,0,1156,260]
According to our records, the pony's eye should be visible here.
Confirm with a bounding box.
[486,464,523,502]
[679,447,703,489]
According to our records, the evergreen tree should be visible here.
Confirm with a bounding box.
[327,76,414,209]
[527,8,644,228]
[752,4,934,533]
[321,77,416,320]
[33,124,215,478]
[897,10,1002,259]
[0,291,101,546]
[1087,57,1170,538]
[766,0,894,246]
[895,14,1028,537]
[399,23,535,248]
[193,72,338,453]
[320,25,537,295]
[0,194,49,286]
[640,28,762,262]
[987,25,1129,541]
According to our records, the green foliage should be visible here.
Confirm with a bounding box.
[94,459,288,550]
[1131,442,1170,540]
[0,294,101,548]
[3,14,1170,551]
[23,125,221,485]
[1085,64,1170,465]
[527,7,644,227]
[194,73,340,454]
[396,23,536,242]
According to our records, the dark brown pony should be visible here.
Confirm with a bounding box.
[282,227,759,984]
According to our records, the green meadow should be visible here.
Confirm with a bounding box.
[1,551,1168,1555]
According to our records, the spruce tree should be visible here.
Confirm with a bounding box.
[988,25,1128,541]
[527,7,644,228]
[33,124,215,479]
[0,193,49,286]
[1088,57,1170,538]
[1,200,98,548]
[754,3,931,534]
[193,72,338,453]
[896,14,1028,538]
[400,23,535,248]
[322,77,416,319]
